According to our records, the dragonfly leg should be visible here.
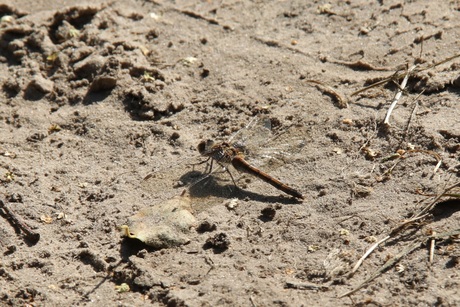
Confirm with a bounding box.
[212,161,238,186]
[206,158,214,174]
[189,157,212,173]
[224,167,238,187]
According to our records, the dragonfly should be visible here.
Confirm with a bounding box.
[142,116,306,201]
[197,139,304,199]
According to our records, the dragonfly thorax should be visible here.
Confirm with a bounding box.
[197,140,244,164]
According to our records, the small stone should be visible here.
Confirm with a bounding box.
[1,15,15,24]
[224,198,239,210]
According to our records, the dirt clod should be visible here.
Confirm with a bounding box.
[204,232,230,252]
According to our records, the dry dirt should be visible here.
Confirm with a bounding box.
[0,0,459,306]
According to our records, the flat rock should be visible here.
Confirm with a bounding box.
[120,192,197,249]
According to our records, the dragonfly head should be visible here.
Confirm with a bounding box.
[197,139,215,156]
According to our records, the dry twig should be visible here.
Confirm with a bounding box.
[351,53,460,97]
[416,181,460,217]
[348,235,390,276]
[381,148,442,177]
[340,239,422,297]
[342,227,460,298]
[305,80,348,108]
[344,181,460,298]
[429,234,436,263]
[0,199,40,243]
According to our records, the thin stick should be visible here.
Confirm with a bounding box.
[416,182,460,217]
[351,71,401,96]
[0,200,40,243]
[285,281,330,291]
[421,53,460,71]
[432,160,442,176]
[430,228,460,239]
[344,182,460,298]
[388,213,430,237]
[340,240,422,298]
[429,236,435,263]
[349,213,428,276]
[343,228,460,298]
[305,80,348,108]
[349,235,390,276]
[383,148,441,177]
[351,53,460,97]
[401,90,424,147]
[384,65,417,126]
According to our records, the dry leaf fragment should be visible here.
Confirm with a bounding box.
[48,124,61,134]
[115,283,130,293]
[40,214,53,224]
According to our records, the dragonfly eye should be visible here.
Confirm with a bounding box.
[197,139,214,155]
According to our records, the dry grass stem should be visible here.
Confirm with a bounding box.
[416,181,460,217]
[345,180,459,297]
[383,65,417,126]
[429,235,435,263]
[351,53,460,97]
[382,149,442,177]
[342,227,460,298]
[349,235,390,276]
[340,240,422,298]
[401,90,424,145]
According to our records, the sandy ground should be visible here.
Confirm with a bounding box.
[0,0,459,306]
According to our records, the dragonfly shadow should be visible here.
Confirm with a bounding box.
[230,187,303,205]
[181,171,303,205]
[181,170,233,199]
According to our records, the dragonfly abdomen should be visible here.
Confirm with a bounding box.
[231,156,304,199]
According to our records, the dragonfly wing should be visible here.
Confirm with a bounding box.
[141,162,197,195]
[236,119,309,169]
[228,116,273,154]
